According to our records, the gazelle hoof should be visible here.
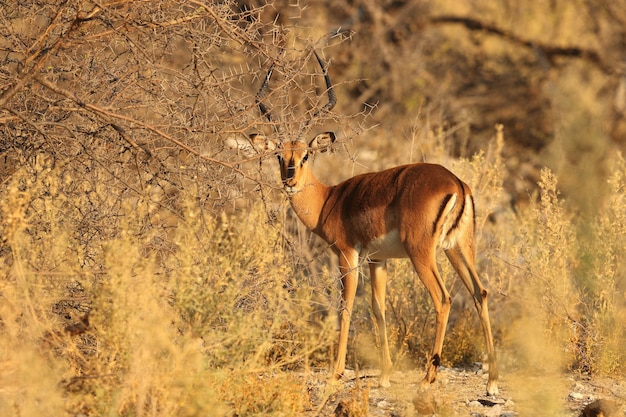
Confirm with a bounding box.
[486,380,499,397]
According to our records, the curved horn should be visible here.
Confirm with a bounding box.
[257,52,336,137]
[312,50,337,117]
[301,51,336,134]
[256,62,276,123]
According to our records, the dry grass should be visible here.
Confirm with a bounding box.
[0,161,336,416]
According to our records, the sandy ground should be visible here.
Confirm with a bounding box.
[303,365,625,416]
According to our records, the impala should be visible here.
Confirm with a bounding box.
[241,51,499,395]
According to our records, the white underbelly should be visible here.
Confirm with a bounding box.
[362,229,407,259]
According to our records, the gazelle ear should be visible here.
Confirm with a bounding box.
[308,132,336,153]
[225,134,276,157]
[249,133,277,152]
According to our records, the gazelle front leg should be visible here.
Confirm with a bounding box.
[332,250,359,381]
[370,260,393,387]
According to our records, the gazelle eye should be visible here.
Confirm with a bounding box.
[302,153,309,163]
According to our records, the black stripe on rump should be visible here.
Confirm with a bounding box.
[447,178,467,235]
[433,194,454,236]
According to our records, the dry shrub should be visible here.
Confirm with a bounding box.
[444,310,483,367]
[574,153,626,375]
[491,154,626,412]
[213,370,307,416]
[0,162,336,416]
[168,193,337,373]
[509,158,626,375]
[333,381,370,417]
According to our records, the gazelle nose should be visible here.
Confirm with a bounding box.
[282,177,296,187]
[282,182,297,196]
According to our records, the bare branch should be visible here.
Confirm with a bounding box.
[429,15,614,74]
[34,75,248,177]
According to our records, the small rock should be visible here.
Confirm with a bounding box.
[377,399,392,409]
[467,400,483,407]
[569,392,584,400]
[478,398,505,406]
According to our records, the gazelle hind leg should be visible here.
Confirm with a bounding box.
[408,249,452,386]
[445,244,499,396]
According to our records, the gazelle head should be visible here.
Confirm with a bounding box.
[273,132,336,194]
[225,129,336,195]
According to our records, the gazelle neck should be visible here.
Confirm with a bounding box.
[287,168,330,233]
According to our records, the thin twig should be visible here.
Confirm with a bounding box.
[34,75,257,180]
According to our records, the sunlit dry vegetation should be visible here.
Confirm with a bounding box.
[1,1,625,415]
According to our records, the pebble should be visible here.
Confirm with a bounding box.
[376,399,392,409]
[569,391,584,400]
